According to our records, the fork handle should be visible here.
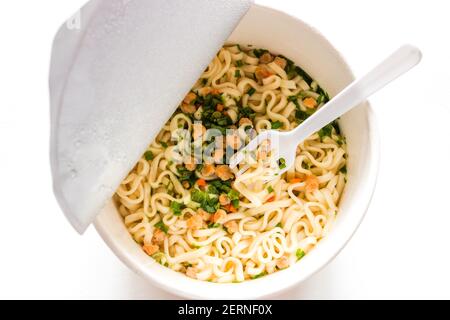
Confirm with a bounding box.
[290,45,422,141]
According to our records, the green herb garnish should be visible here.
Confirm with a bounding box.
[210,180,231,193]
[331,120,341,135]
[251,272,267,280]
[296,248,306,261]
[208,223,221,229]
[236,60,244,67]
[191,189,207,203]
[191,189,220,213]
[207,184,219,195]
[235,70,241,78]
[247,87,256,96]
[278,158,286,170]
[295,66,313,85]
[295,109,309,121]
[198,93,231,129]
[228,189,240,201]
[267,186,274,193]
[271,121,283,129]
[155,221,168,234]
[170,201,185,216]
[317,94,326,105]
[288,95,300,107]
[239,106,256,119]
[144,151,154,161]
[177,166,196,186]
[253,48,269,58]
[316,86,330,103]
[160,141,168,149]
[231,199,240,208]
[318,124,333,140]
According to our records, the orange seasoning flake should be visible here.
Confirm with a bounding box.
[305,175,319,193]
[142,244,159,256]
[196,179,207,187]
[303,97,317,109]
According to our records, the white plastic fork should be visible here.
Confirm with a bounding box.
[229,45,422,175]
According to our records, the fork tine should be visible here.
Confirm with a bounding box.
[236,164,250,177]
[229,131,271,169]
[229,144,250,169]
[229,151,244,169]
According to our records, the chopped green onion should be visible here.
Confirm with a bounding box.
[276,223,282,228]
[170,201,185,216]
[288,95,299,104]
[228,189,240,201]
[295,109,309,121]
[253,48,269,58]
[318,124,333,140]
[296,248,306,261]
[267,186,274,193]
[247,87,256,96]
[155,221,168,234]
[191,189,220,213]
[331,120,341,135]
[235,70,241,78]
[317,94,325,105]
[160,141,168,148]
[231,199,240,208]
[210,180,231,193]
[251,272,267,279]
[177,166,196,185]
[191,189,207,203]
[236,60,244,67]
[278,158,286,170]
[271,121,283,129]
[239,106,256,119]
[207,184,219,195]
[316,86,330,103]
[208,223,221,229]
[144,151,154,161]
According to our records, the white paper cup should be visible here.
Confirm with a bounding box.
[94,4,379,299]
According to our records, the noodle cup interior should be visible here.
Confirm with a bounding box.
[94,4,379,299]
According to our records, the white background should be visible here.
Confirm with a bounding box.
[0,0,449,299]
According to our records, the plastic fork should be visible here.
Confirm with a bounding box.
[229,45,422,175]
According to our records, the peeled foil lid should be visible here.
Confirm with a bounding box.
[49,0,254,234]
